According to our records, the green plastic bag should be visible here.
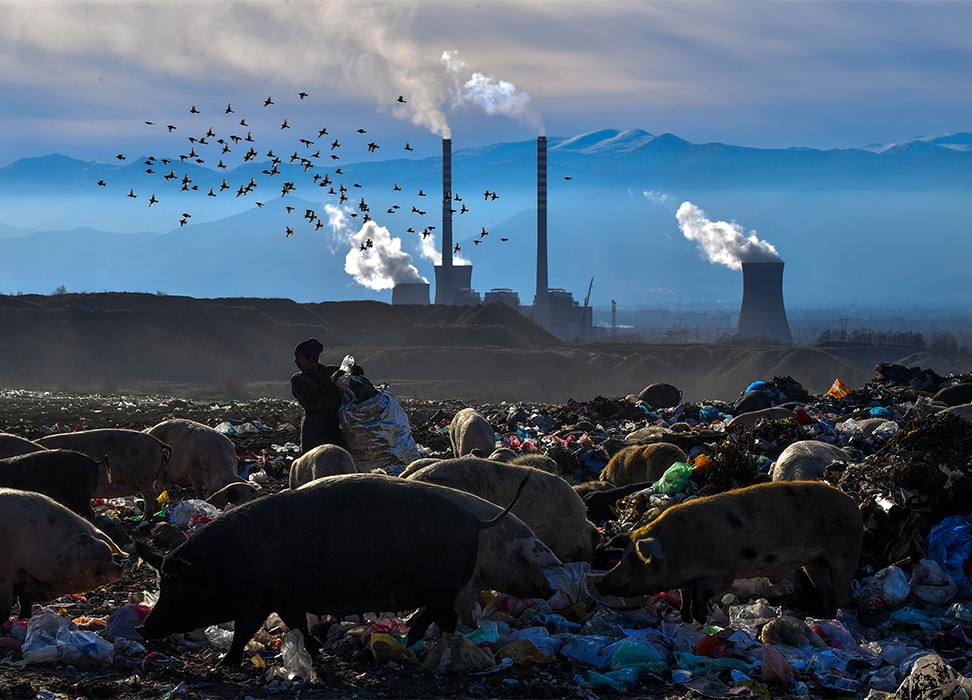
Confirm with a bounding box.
[653,461,693,495]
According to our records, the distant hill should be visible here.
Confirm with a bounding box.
[2,130,972,308]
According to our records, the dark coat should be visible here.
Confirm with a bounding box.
[291,364,345,453]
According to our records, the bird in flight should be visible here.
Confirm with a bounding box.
[281,119,290,129]
[500,237,509,242]
[367,142,379,152]
[264,96,274,106]
[393,184,401,191]
[116,154,125,161]
[331,139,340,150]
[318,127,328,137]
[454,243,461,253]
[286,226,294,237]
[564,176,573,181]
[397,95,406,103]
[356,128,367,134]
[404,143,413,151]
[96,180,106,187]
[225,103,233,113]
[480,227,488,237]
[190,105,199,114]
[127,189,137,199]
[298,92,309,100]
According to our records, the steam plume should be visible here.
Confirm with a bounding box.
[418,231,470,266]
[325,205,426,291]
[442,51,544,134]
[676,201,781,270]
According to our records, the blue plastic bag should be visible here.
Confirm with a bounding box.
[927,515,972,598]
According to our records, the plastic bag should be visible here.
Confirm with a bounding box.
[22,609,114,666]
[274,629,317,682]
[909,558,958,605]
[896,653,972,699]
[339,387,420,472]
[652,461,694,495]
[169,499,220,530]
[854,565,910,613]
[927,515,972,598]
[827,378,852,400]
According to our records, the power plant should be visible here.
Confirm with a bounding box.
[735,261,793,344]
[395,136,592,341]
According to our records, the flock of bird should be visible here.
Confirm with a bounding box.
[96,92,571,254]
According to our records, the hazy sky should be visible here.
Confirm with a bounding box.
[1,0,970,166]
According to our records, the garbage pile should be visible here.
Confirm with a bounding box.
[2,363,972,698]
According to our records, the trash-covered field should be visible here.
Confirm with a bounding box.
[2,362,972,699]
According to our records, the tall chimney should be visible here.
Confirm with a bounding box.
[442,138,453,270]
[534,136,549,328]
[736,261,793,344]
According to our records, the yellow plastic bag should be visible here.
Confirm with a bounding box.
[826,378,852,400]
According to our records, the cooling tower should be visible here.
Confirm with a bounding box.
[391,282,430,305]
[735,262,793,344]
[534,136,549,328]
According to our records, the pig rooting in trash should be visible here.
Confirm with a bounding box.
[595,481,863,622]
[136,473,541,666]
[0,488,125,620]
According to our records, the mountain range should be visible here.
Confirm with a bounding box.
[2,129,971,309]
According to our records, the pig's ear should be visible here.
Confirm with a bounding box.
[520,538,563,568]
[135,541,165,571]
[635,537,662,564]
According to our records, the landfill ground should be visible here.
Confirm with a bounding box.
[1,369,972,699]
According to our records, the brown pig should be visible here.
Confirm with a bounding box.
[599,442,687,487]
[289,444,357,489]
[0,433,46,459]
[0,488,125,620]
[449,408,497,458]
[206,481,261,509]
[595,481,863,622]
[37,428,171,514]
[146,419,242,498]
[407,457,600,562]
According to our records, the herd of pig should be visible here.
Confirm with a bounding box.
[0,400,865,668]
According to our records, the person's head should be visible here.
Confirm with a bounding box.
[294,338,323,371]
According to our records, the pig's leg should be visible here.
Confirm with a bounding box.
[802,559,837,617]
[218,613,267,666]
[689,577,726,623]
[406,600,459,646]
[279,610,320,658]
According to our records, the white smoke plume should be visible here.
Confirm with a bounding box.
[417,231,471,266]
[325,204,427,290]
[676,201,782,270]
[442,51,544,134]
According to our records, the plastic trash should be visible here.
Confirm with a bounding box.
[369,632,418,664]
[728,599,782,629]
[578,667,639,692]
[827,378,853,400]
[889,607,939,631]
[559,634,616,669]
[760,643,795,684]
[274,628,317,682]
[610,631,669,673]
[214,421,238,435]
[495,639,555,665]
[507,626,561,655]
[761,616,827,648]
[104,603,152,642]
[909,558,958,605]
[854,565,911,613]
[21,609,114,666]
[895,653,972,699]
[652,461,694,495]
[673,651,749,675]
[339,387,420,471]
[421,631,495,673]
[544,562,591,609]
[927,515,972,598]
[168,499,220,530]
[204,624,235,651]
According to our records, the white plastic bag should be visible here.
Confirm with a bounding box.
[339,388,420,472]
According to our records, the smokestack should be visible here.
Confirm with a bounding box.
[736,262,793,344]
[442,138,453,269]
[535,136,549,327]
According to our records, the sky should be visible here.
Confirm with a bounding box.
[2,0,972,167]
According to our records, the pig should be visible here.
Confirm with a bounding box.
[288,444,357,489]
[580,481,654,524]
[488,448,518,463]
[638,383,682,409]
[146,419,242,498]
[509,453,570,479]
[733,390,776,415]
[595,481,863,622]
[206,481,261,509]
[37,428,171,514]
[725,406,796,431]
[0,433,46,459]
[772,440,853,482]
[399,457,440,479]
[0,449,106,520]
[934,382,972,407]
[136,473,555,665]
[0,487,125,620]
[407,457,600,562]
[599,442,687,487]
[449,408,497,458]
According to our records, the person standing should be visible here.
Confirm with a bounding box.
[291,338,360,454]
